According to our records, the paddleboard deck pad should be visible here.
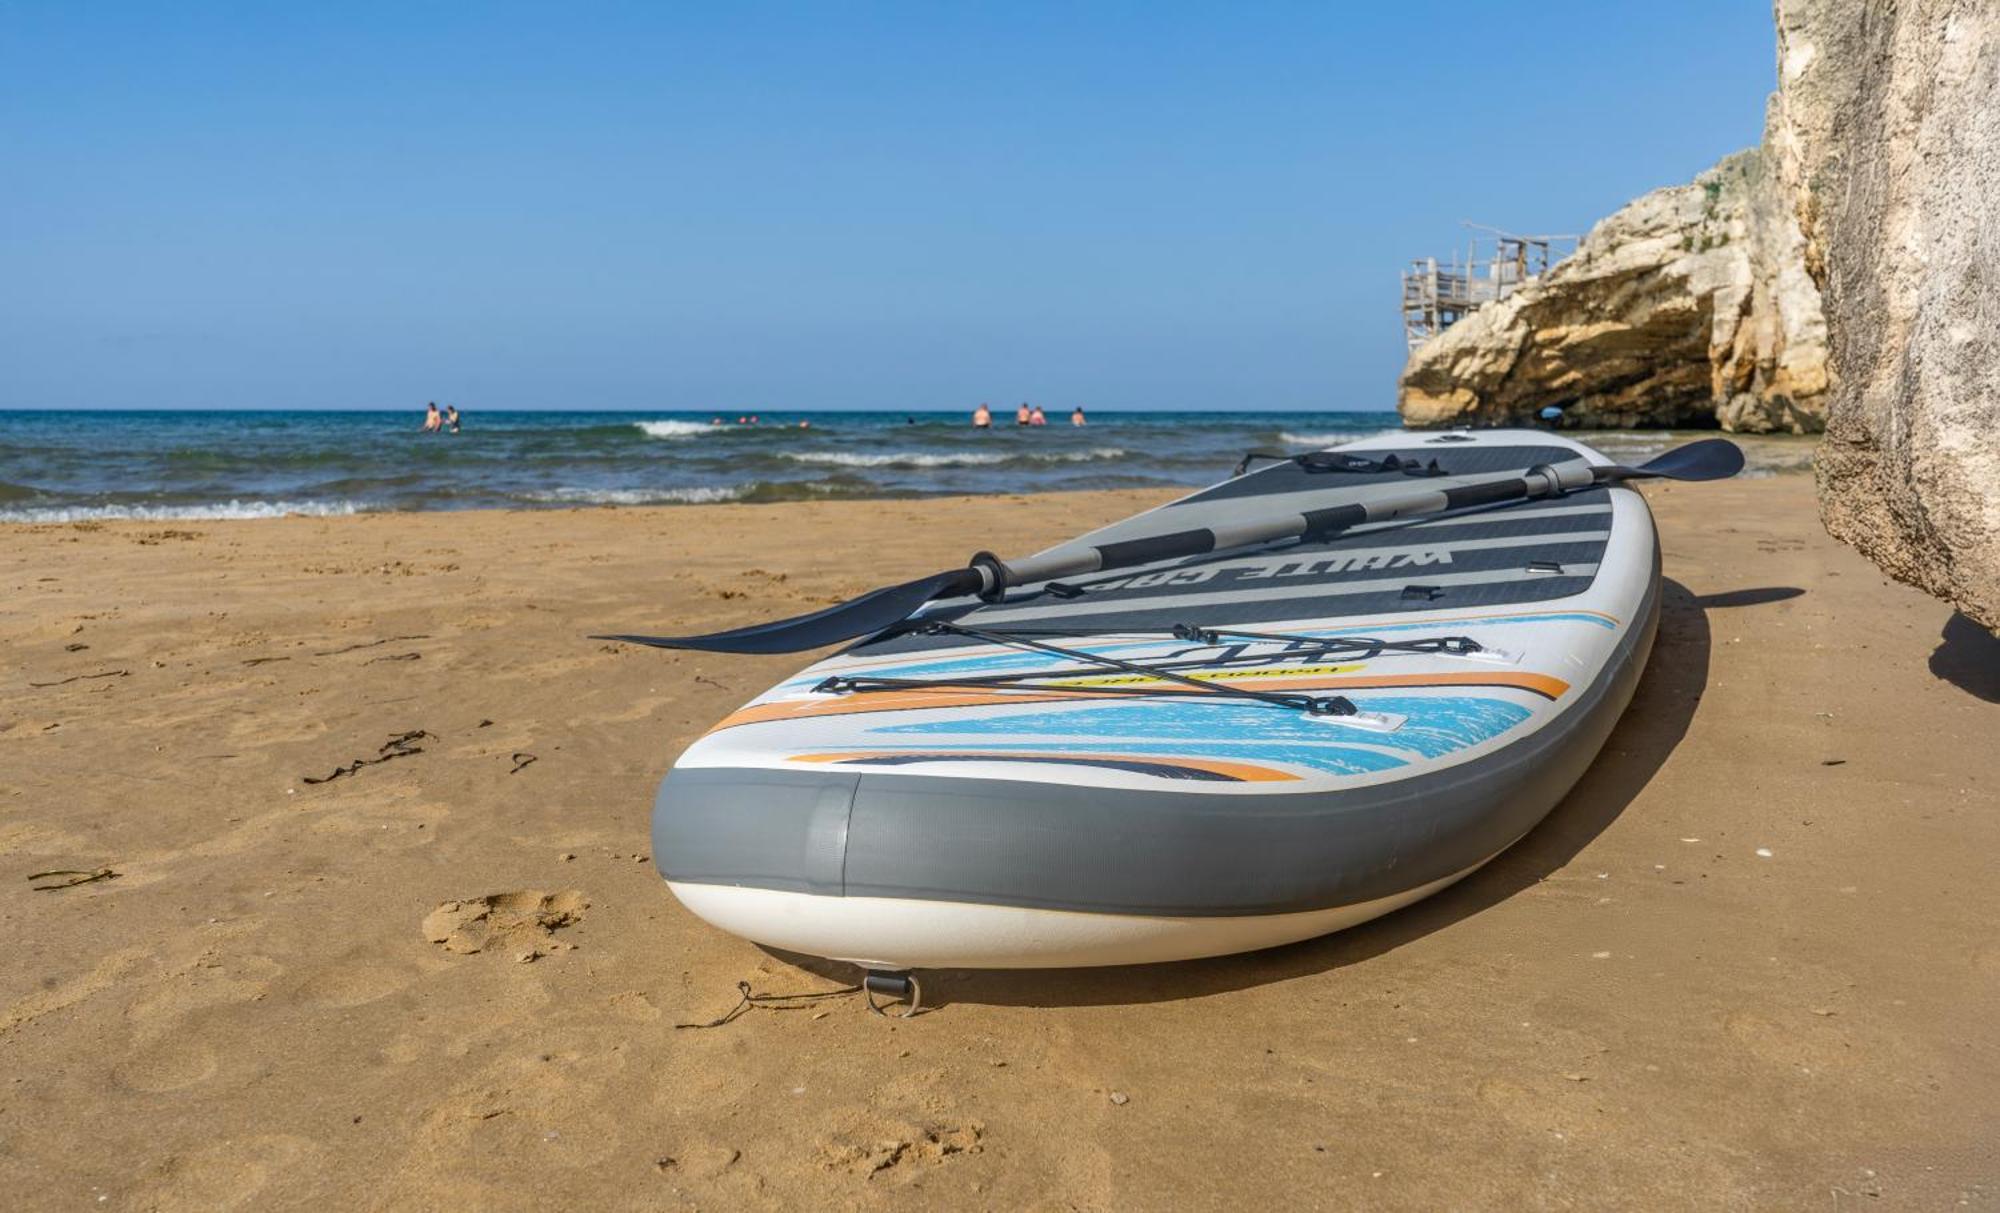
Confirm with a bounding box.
[652,430,1660,969]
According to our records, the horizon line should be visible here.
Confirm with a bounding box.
[0,404,1401,415]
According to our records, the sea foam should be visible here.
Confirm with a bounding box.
[781,447,1128,469]
[524,485,745,505]
[1277,430,1405,449]
[634,420,716,439]
[0,499,377,523]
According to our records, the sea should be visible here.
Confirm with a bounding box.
[0,409,1816,523]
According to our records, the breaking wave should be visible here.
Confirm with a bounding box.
[520,481,886,506]
[781,447,1128,469]
[0,499,377,523]
[523,485,745,505]
[1278,429,1405,448]
[633,420,716,439]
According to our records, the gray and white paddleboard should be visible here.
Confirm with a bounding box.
[653,430,1659,969]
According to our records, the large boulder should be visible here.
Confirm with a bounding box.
[1772,0,2000,631]
[1398,139,1829,435]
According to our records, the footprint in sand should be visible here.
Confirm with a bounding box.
[294,958,419,1009]
[1724,1009,1854,1074]
[423,889,588,960]
[0,820,92,853]
[670,1141,746,1180]
[583,694,677,725]
[307,806,439,853]
[1973,943,2000,976]
[133,1133,326,1211]
[116,1036,220,1093]
[609,991,662,1022]
[814,1118,984,1178]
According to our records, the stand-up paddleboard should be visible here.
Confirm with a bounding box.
[619,430,1738,982]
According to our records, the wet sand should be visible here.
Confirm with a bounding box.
[2,476,1996,1209]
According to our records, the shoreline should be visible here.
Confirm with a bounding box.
[0,411,1819,524]
[0,461,1821,529]
[5,476,1995,1207]
[0,487,1182,535]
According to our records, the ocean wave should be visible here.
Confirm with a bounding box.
[1278,429,1406,448]
[634,420,717,439]
[523,480,900,506]
[781,446,1128,469]
[0,499,377,523]
[524,485,745,505]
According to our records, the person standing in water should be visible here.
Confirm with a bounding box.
[1029,404,1047,426]
[972,403,992,429]
[445,404,461,434]
[1015,402,1032,426]
[1070,405,1087,426]
[423,402,442,434]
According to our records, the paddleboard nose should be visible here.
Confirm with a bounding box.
[653,767,857,895]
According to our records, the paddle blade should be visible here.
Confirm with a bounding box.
[1628,437,1744,482]
[594,567,981,655]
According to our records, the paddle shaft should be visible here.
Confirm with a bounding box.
[977,458,1600,594]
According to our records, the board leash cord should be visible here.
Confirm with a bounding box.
[812,621,1493,720]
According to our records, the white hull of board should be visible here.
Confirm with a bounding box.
[668,850,1495,970]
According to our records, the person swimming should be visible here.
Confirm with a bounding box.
[1071,405,1086,427]
[423,402,441,434]
[973,403,992,429]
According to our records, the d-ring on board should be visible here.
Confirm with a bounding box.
[863,971,922,1018]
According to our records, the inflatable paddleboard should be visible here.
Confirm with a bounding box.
[650,430,1659,971]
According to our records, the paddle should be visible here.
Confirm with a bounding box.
[598,438,1742,655]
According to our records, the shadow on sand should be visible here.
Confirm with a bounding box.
[765,578,1804,1010]
[1694,585,1803,610]
[1929,612,2000,704]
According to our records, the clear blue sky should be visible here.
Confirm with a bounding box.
[1,2,1777,411]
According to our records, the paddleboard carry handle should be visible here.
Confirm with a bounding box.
[863,971,922,1018]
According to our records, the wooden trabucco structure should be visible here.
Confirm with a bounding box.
[1401,224,1578,348]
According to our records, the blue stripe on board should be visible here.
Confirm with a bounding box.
[867,695,1533,761]
[837,739,1409,777]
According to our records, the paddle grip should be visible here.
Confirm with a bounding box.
[995,526,1223,590]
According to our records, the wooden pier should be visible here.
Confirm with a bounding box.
[1402,225,1577,348]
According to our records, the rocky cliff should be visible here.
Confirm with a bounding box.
[1772,0,2000,631]
[1398,141,1829,434]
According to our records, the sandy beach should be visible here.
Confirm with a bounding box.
[3,475,1995,1209]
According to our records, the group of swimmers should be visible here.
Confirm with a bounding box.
[421,403,1088,433]
[422,402,461,434]
[971,403,1086,429]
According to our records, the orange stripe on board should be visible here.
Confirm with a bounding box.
[790,751,1300,782]
[709,670,1570,733]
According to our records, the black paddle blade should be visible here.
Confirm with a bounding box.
[594,567,982,655]
[1625,437,1745,482]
